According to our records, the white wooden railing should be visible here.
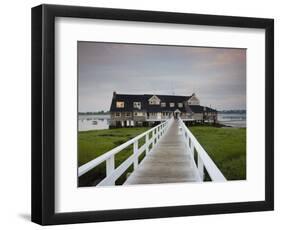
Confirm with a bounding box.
[178,118,227,182]
[78,119,172,186]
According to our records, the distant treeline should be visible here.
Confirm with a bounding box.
[218,110,246,114]
[79,110,110,115]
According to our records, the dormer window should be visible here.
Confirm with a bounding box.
[188,94,200,105]
[170,102,175,107]
[133,102,141,109]
[116,101,124,108]
[161,102,166,107]
[148,95,161,105]
[178,103,183,108]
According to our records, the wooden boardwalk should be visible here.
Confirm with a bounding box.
[124,119,201,185]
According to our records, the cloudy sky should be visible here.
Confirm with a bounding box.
[78,42,246,112]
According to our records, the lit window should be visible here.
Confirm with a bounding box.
[115,112,121,117]
[133,102,141,109]
[116,101,124,108]
[170,102,175,107]
[161,102,166,107]
[178,103,183,108]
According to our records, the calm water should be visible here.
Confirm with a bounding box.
[218,113,246,128]
[79,114,110,131]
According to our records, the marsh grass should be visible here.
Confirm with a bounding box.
[189,127,246,180]
[78,126,246,186]
[78,127,149,186]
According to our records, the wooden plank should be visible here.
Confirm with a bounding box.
[125,119,201,185]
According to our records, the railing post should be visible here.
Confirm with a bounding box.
[133,140,139,169]
[157,126,160,142]
[145,133,149,155]
[153,129,156,145]
[106,156,115,177]
[198,155,204,181]
[190,141,194,158]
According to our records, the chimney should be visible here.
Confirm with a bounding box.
[113,91,116,98]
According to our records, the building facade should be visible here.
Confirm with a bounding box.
[109,92,217,127]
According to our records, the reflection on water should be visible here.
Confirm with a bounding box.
[218,113,246,128]
[79,114,110,131]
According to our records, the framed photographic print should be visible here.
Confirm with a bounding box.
[31,4,274,225]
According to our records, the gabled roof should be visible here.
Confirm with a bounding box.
[110,93,192,112]
[148,95,160,101]
[189,105,217,113]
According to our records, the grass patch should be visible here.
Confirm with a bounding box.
[189,127,246,181]
[78,127,149,186]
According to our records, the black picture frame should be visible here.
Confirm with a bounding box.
[31,4,274,225]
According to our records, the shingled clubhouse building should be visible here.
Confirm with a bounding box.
[109,92,217,127]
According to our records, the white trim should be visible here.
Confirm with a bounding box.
[179,118,226,181]
[148,95,161,105]
[133,101,141,109]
